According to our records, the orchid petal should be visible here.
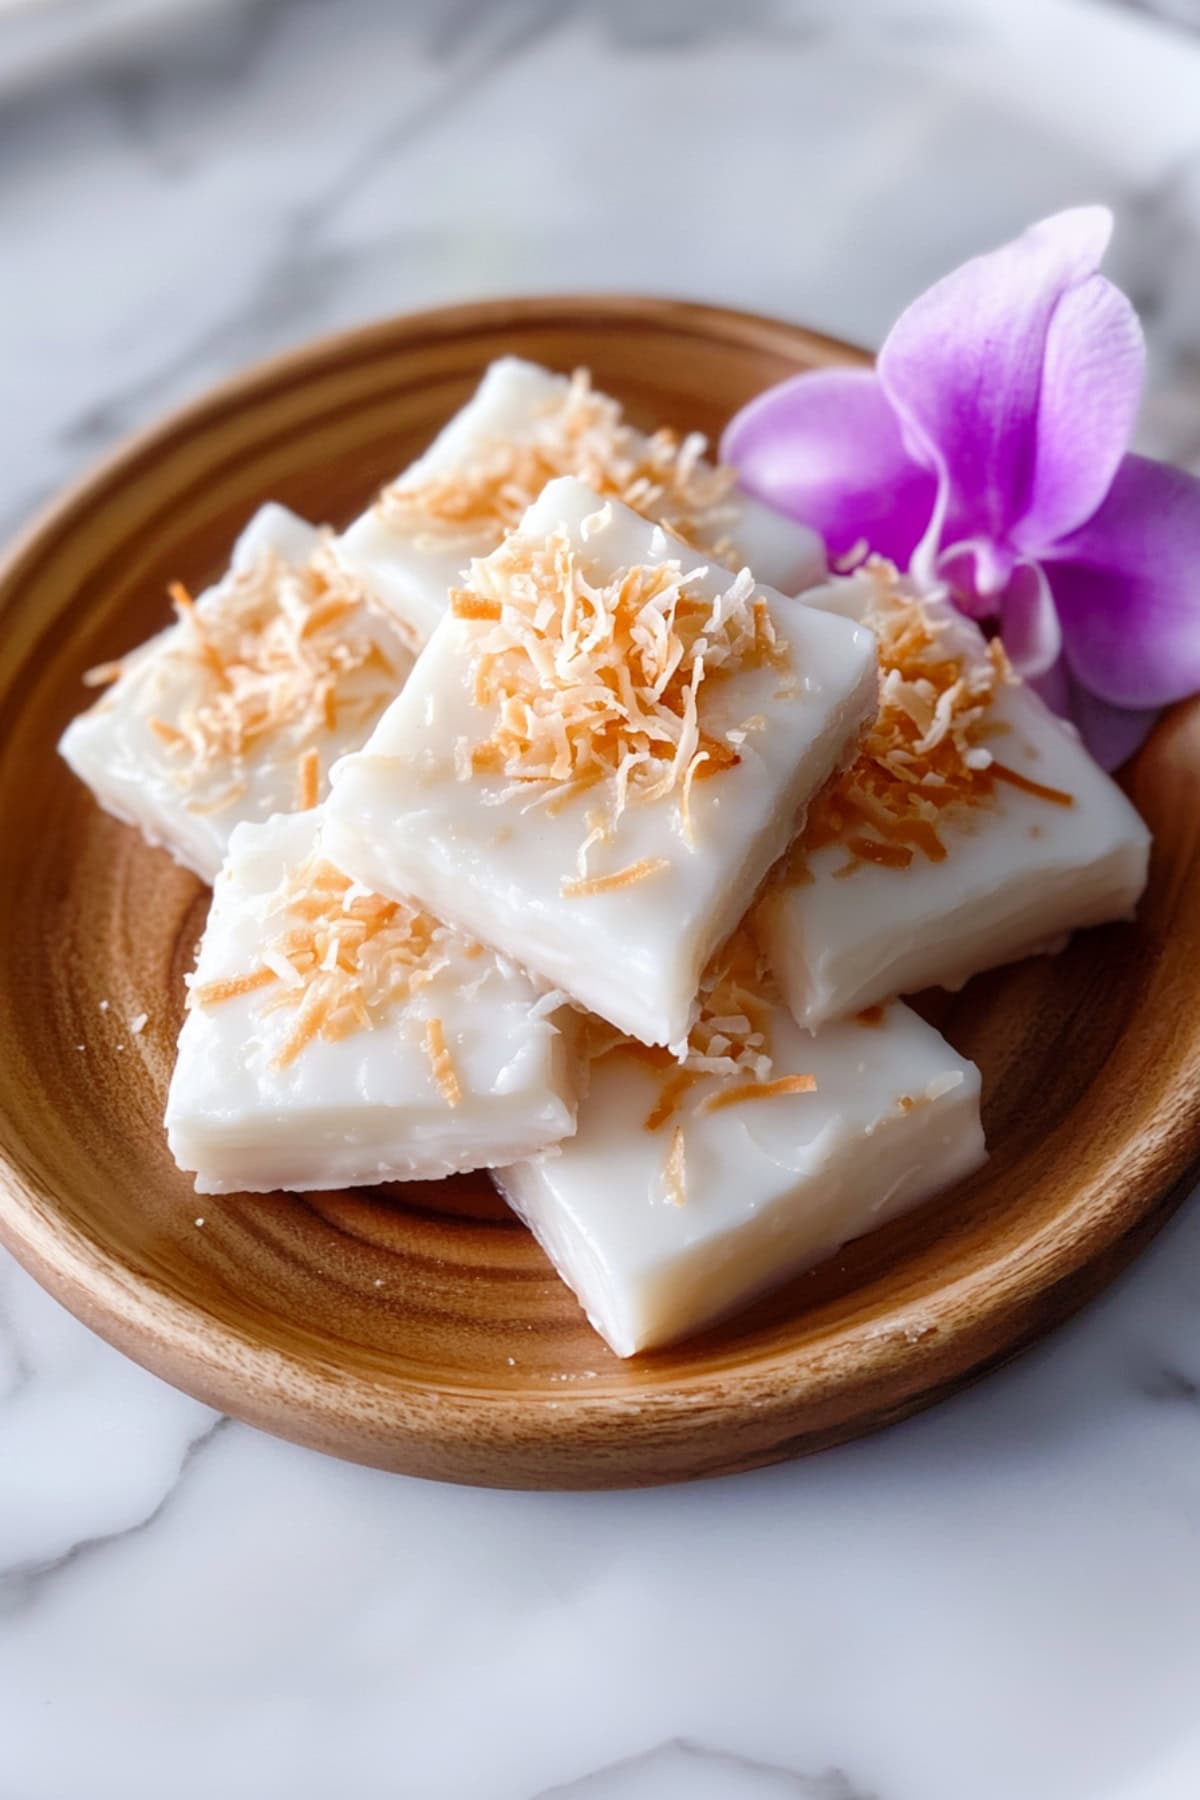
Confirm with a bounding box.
[997,561,1062,679]
[1032,655,1157,768]
[1067,685,1160,772]
[1047,453,1200,708]
[878,207,1114,543]
[1014,272,1145,552]
[1029,655,1072,718]
[721,367,937,564]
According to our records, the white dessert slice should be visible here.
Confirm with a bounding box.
[756,563,1152,1028]
[165,810,577,1195]
[59,503,414,883]
[494,938,985,1358]
[333,357,826,645]
[324,477,877,1048]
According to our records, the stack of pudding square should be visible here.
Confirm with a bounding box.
[60,360,1150,1357]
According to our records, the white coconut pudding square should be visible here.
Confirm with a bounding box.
[165,810,578,1195]
[494,936,985,1358]
[60,503,414,883]
[755,563,1152,1029]
[323,477,877,1048]
[332,357,826,646]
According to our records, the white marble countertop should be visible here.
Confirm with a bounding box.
[3,2,1200,1796]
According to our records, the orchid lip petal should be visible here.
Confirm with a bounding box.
[936,541,999,618]
[998,561,1063,680]
[721,367,937,565]
[972,540,1016,598]
[936,546,1061,677]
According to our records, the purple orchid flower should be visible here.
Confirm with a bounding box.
[722,207,1200,768]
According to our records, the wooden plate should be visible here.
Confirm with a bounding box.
[0,296,1197,1490]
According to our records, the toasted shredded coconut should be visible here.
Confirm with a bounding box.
[703,1073,816,1113]
[262,947,304,988]
[194,851,454,1070]
[791,561,1074,880]
[682,931,777,1082]
[192,967,278,1006]
[82,659,125,688]
[662,1124,687,1207]
[424,1017,462,1106]
[591,931,815,1130]
[990,762,1073,806]
[296,746,320,811]
[643,1068,702,1132]
[378,368,741,563]
[185,779,248,817]
[110,544,403,817]
[450,592,502,622]
[561,857,669,898]
[452,524,786,870]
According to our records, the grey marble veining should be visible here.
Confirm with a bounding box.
[0,1416,229,1621]
[1111,0,1200,33]
[2,2,1200,1797]
[534,1739,877,1798]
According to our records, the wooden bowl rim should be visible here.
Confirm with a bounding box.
[1,293,1198,1466]
[0,292,861,594]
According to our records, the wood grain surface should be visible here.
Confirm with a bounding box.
[0,295,1196,1489]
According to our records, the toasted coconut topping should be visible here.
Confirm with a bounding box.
[453,524,786,869]
[185,779,248,817]
[584,932,821,1136]
[989,762,1073,806]
[192,966,278,1007]
[662,1123,688,1207]
[193,852,453,1070]
[643,1068,702,1132]
[683,930,778,1082]
[702,1073,816,1114]
[619,930,818,1131]
[148,717,187,747]
[117,545,403,817]
[296,746,320,812]
[378,368,740,562]
[423,1017,462,1107]
[793,561,1073,879]
[82,659,126,689]
[561,856,669,898]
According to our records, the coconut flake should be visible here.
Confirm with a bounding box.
[376,370,741,565]
[450,526,787,868]
[140,544,401,813]
[794,559,1071,878]
[198,851,452,1071]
